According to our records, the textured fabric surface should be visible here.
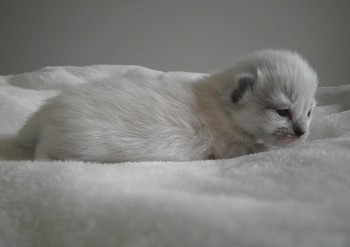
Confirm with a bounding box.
[0,65,350,247]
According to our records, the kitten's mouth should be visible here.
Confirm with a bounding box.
[272,131,306,146]
[275,136,304,146]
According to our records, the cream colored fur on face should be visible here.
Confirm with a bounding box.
[17,50,318,162]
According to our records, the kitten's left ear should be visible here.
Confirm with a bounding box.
[231,73,256,104]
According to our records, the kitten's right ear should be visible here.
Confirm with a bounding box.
[231,74,256,104]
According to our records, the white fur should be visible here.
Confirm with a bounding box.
[17,50,318,162]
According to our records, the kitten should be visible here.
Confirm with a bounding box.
[17,50,318,162]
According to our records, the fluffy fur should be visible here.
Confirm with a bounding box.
[17,50,318,162]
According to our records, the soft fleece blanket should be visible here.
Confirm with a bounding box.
[0,65,350,247]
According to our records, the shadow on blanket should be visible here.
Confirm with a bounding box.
[0,135,33,161]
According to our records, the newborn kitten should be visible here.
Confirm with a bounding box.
[17,50,318,162]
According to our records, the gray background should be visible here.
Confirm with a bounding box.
[1,0,350,86]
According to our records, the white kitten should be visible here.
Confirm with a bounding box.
[17,50,318,162]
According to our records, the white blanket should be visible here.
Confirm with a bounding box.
[1,65,350,247]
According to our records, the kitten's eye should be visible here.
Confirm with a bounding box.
[307,110,311,117]
[276,109,291,117]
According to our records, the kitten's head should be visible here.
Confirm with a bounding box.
[220,50,318,146]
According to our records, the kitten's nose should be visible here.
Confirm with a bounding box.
[293,126,305,137]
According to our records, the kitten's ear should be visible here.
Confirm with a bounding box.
[231,74,256,104]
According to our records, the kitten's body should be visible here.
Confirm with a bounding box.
[18,50,318,162]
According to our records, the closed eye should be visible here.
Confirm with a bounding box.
[276,109,291,118]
